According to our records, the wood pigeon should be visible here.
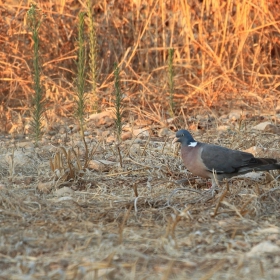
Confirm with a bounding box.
[173,129,280,186]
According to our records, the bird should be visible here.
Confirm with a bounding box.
[173,129,280,187]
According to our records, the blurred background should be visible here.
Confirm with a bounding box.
[1,0,280,134]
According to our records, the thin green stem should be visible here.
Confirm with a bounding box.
[27,4,44,143]
[168,48,175,116]
[113,63,123,142]
[87,0,98,112]
[76,12,86,135]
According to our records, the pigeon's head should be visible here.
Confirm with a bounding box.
[173,129,196,147]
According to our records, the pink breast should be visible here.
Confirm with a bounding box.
[181,146,212,179]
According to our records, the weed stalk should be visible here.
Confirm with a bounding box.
[76,12,90,166]
[113,63,123,142]
[168,48,175,116]
[87,0,98,112]
[27,4,44,143]
[76,12,86,135]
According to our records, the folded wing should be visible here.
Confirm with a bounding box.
[201,144,278,175]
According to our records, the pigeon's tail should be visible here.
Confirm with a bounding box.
[243,157,278,169]
[253,157,277,165]
[253,157,280,171]
[253,163,280,172]
[238,162,280,174]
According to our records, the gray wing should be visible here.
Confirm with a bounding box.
[200,143,276,174]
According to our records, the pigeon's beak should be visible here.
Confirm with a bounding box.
[172,137,179,145]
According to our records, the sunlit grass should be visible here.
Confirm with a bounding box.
[1,0,280,130]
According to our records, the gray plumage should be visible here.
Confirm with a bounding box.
[173,129,280,186]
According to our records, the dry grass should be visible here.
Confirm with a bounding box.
[1,0,280,279]
[1,0,280,132]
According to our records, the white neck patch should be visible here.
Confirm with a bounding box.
[188,142,197,147]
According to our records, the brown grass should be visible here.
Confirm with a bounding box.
[1,0,280,279]
[1,0,280,132]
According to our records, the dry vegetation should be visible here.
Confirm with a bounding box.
[1,0,280,279]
